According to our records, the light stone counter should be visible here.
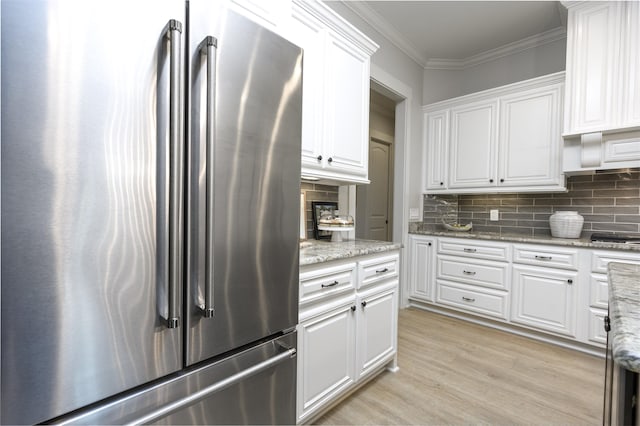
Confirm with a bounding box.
[608,262,640,372]
[300,239,401,266]
[409,227,640,253]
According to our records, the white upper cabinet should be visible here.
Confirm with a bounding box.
[323,31,372,178]
[449,100,498,189]
[498,85,564,188]
[287,0,378,184]
[422,72,565,194]
[564,1,640,135]
[287,4,325,172]
[623,1,640,128]
[423,110,449,190]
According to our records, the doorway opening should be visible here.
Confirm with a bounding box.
[356,89,397,241]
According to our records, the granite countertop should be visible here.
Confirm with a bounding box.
[409,228,640,252]
[608,262,640,372]
[300,239,401,266]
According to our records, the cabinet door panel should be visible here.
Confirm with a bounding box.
[424,110,449,190]
[587,308,607,345]
[565,3,622,133]
[357,286,397,380]
[449,101,497,188]
[297,303,356,422]
[289,9,325,171]
[324,33,369,177]
[499,87,563,187]
[409,237,435,301]
[511,266,577,337]
[623,1,640,127]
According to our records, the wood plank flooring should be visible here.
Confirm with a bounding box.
[316,308,605,425]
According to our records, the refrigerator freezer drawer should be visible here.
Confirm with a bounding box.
[54,332,297,425]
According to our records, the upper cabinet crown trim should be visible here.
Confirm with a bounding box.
[291,0,379,55]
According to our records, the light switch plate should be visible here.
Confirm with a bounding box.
[409,208,420,220]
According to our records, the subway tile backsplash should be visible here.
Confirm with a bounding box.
[420,169,640,237]
[301,182,339,240]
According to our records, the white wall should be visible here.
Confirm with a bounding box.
[370,91,395,143]
[423,37,567,105]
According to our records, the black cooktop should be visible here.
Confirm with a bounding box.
[590,233,640,243]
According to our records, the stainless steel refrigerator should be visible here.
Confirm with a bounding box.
[1,0,302,424]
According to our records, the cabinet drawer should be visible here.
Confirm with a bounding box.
[436,280,508,320]
[437,238,510,261]
[591,250,640,274]
[512,244,579,270]
[358,253,399,289]
[437,255,508,290]
[300,262,356,305]
[589,274,609,309]
[587,308,607,346]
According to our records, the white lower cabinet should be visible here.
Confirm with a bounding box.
[297,297,357,423]
[584,250,640,345]
[511,265,577,337]
[408,235,640,350]
[297,251,399,424]
[432,238,510,321]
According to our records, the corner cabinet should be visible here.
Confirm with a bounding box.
[423,72,565,194]
[563,1,640,136]
[287,0,378,184]
[297,250,399,424]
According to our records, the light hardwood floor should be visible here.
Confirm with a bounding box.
[316,308,605,425]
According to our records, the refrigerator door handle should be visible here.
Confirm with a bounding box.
[166,19,184,329]
[200,36,217,319]
[124,346,297,426]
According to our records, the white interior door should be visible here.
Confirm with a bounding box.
[357,139,392,241]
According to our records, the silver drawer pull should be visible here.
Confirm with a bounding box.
[463,270,476,276]
[535,255,553,261]
[463,248,477,253]
[375,268,389,274]
[321,280,339,288]
[462,296,476,302]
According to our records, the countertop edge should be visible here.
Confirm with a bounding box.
[608,262,640,372]
[408,230,640,252]
[300,240,401,266]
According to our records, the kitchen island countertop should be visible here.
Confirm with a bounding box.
[608,262,640,372]
[300,239,401,266]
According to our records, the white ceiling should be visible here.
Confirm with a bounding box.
[331,1,568,69]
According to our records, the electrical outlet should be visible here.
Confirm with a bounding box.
[490,209,499,221]
[409,208,420,220]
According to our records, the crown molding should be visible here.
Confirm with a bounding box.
[331,1,566,72]
[425,26,567,70]
[337,0,428,67]
[294,0,379,54]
